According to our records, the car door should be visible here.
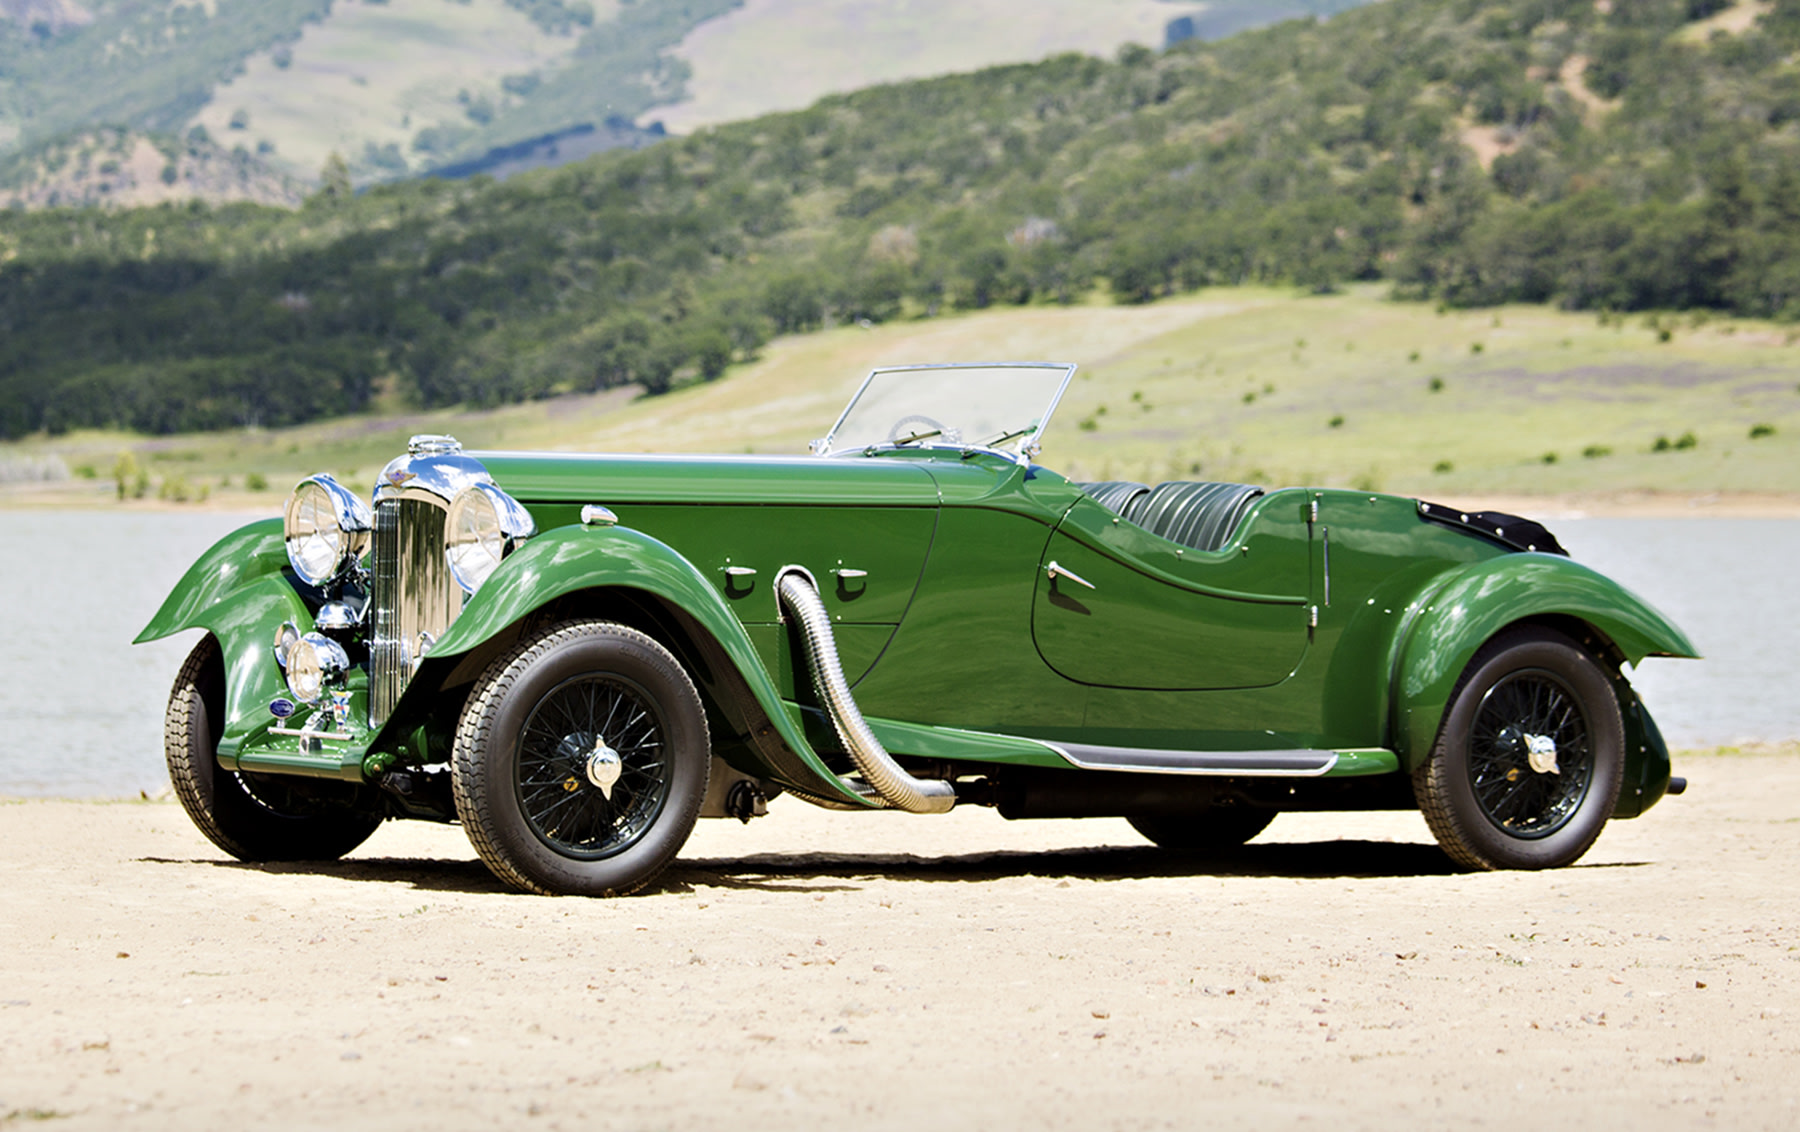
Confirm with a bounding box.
[1030,490,1312,690]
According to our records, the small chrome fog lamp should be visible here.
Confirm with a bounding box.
[284,632,351,706]
[283,475,372,587]
[445,482,535,594]
[273,621,302,669]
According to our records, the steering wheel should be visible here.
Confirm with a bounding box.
[886,414,959,445]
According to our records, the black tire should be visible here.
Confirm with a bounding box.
[451,621,710,896]
[1129,806,1276,850]
[1413,626,1625,871]
[165,637,382,861]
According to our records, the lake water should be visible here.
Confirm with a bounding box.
[0,510,1793,797]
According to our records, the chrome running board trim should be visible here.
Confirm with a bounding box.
[1041,742,1338,777]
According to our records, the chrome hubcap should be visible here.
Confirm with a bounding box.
[585,741,622,799]
[1524,733,1560,776]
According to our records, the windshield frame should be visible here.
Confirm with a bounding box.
[812,361,1078,464]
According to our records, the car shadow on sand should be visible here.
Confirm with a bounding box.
[669,840,1468,892]
[139,855,518,895]
[141,840,1648,895]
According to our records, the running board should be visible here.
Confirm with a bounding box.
[1043,742,1340,777]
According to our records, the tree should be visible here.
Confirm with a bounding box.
[312,152,352,208]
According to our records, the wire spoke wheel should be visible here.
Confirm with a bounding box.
[515,674,672,860]
[1414,627,1625,871]
[1467,670,1593,838]
[453,621,709,896]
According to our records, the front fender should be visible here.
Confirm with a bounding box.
[431,524,871,807]
[1392,554,1698,771]
[154,572,312,761]
[134,518,310,761]
[135,518,290,644]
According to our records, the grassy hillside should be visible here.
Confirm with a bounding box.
[0,0,1386,193]
[648,0,1380,134]
[0,0,335,147]
[0,127,305,209]
[4,289,1794,508]
[0,0,743,189]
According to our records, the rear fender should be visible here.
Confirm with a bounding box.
[1614,689,1673,819]
[1392,554,1698,772]
[428,524,871,807]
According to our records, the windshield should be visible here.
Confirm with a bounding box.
[816,363,1076,459]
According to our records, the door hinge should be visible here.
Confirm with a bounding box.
[1309,605,1319,629]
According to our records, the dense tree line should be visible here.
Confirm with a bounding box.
[5,0,1800,437]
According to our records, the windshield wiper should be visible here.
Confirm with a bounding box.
[977,426,1033,448]
[893,428,943,446]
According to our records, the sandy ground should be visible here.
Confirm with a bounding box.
[2,753,1798,1131]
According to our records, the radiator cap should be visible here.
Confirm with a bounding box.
[407,434,463,456]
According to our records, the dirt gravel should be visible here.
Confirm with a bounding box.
[2,752,1797,1131]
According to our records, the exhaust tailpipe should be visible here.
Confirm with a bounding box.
[776,569,955,814]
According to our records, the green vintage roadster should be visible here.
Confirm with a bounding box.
[139,362,1696,895]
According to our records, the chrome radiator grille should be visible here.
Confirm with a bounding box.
[370,497,460,726]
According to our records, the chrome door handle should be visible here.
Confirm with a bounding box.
[832,568,868,579]
[1045,561,1095,590]
[722,566,757,578]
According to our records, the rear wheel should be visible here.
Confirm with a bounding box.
[1129,805,1276,850]
[1414,626,1624,870]
[165,637,381,861]
[452,621,710,896]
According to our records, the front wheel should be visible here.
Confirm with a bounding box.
[1414,626,1624,870]
[452,621,710,896]
[165,637,382,861]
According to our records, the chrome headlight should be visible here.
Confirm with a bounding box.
[445,482,536,594]
[284,475,372,586]
[284,632,350,705]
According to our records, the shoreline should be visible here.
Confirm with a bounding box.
[6,482,1800,519]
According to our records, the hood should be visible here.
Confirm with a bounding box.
[473,451,943,507]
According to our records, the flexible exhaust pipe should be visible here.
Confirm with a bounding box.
[776,569,956,814]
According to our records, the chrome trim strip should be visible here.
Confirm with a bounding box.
[1040,741,1339,778]
[1322,525,1331,607]
[267,725,356,741]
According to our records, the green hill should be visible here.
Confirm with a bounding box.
[647,0,1376,135]
[0,0,1383,194]
[0,0,738,188]
[3,0,1800,441]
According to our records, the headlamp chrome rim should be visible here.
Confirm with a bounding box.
[445,482,536,595]
[283,474,373,587]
